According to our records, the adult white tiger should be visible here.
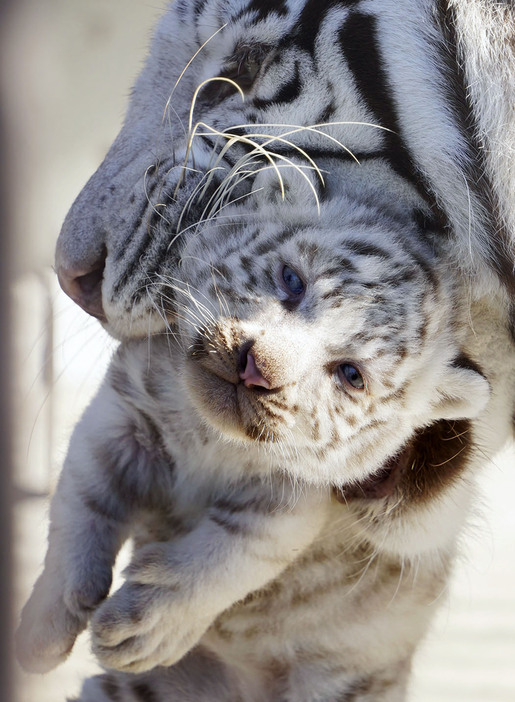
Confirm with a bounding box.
[54,0,515,338]
[17,1,515,701]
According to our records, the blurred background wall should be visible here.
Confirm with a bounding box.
[0,0,14,699]
[1,2,514,701]
[1,2,160,700]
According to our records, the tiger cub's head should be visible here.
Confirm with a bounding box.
[174,195,489,506]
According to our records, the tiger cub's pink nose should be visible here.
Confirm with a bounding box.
[239,347,271,390]
[56,250,107,321]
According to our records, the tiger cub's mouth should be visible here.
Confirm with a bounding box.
[333,419,472,503]
[186,324,299,443]
[187,361,286,442]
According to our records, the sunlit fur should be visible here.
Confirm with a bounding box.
[55,0,515,341]
[17,196,515,700]
[19,1,515,701]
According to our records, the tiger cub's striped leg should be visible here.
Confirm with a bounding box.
[73,652,411,702]
[16,385,135,673]
[282,657,411,702]
[90,485,331,674]
[72,648,241,702]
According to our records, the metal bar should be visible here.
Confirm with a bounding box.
[0,0,15,697]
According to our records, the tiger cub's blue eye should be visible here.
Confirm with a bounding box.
[338,364,365,390]
[282,265,304,296]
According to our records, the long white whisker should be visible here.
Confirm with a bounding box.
[162,24,228,126]
[154,273,219,321]
[154,277,218,325]
[175,77,245,195]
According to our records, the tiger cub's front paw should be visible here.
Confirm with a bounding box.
[91,580,211,674]
[16,565,112,674]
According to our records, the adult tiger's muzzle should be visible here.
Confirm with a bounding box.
[56,247,107,322]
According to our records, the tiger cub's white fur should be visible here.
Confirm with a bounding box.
[17,0,515,700]
[17,197,515,701]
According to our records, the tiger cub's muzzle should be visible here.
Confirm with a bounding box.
[186,320,302,442]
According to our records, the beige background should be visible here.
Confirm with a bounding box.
[2,2,514,701]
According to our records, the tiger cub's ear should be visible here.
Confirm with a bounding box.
[430,355,490,421]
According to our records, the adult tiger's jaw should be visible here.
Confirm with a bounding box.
[56,256,180,339]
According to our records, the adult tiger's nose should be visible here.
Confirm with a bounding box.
[56,248,107,321]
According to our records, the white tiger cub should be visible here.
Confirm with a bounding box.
[17,0,515,700]
[17,196,515,701]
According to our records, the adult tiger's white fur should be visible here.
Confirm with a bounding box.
[17,1,515,700]
[450,0,515,256]
[53,0,515,342]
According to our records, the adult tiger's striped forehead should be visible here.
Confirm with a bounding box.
[54,0,514,340]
